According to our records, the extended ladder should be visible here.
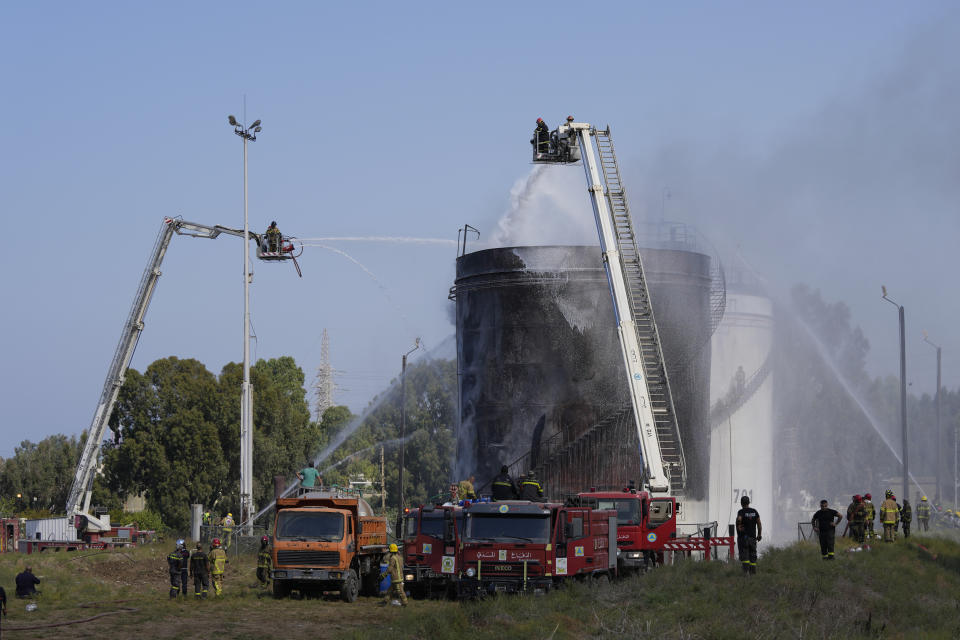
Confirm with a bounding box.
[591,127,686,495]
[534,121,685,493]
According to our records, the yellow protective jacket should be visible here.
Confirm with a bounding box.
[387,552,404,583]
[879,498,899,524]
[209,547,227,575]
[458,480,477,500]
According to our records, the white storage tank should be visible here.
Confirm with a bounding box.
[708,270,774,538]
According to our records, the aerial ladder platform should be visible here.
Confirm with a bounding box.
[65,217,301,522]
[532,119,686,494]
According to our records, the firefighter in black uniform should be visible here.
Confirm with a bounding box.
[257,535,272,589]
[531,118,550,155]
[167,539,190,598]
[735,496,762,574]
[189,542,209,599]
[811,499,843,559]
[900,499,912,538]
[519,471,544,500]
[491,465,518,501]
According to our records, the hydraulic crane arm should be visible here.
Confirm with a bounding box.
[65,217,257,516]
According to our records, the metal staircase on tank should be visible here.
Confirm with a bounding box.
[593,128,686,496]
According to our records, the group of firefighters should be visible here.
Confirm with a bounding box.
[166,534,272,599]
[455,466,545,502]
[811,491,936,560]
[165,529,411,606]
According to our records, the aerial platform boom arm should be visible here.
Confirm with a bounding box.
[65,217,256,516]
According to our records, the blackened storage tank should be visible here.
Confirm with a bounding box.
[453,244,713,499]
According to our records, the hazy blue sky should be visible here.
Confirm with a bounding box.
[2,2,958,458]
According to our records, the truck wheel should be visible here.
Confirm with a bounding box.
[273,580,289,599]
[340,569,359,603]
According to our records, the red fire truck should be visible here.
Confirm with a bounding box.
[573,486,678,573]
[401,503,463,598]
[453,500,617,598]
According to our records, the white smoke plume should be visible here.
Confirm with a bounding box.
[489,164,598,247]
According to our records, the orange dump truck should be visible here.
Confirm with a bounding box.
[271,491,388,601]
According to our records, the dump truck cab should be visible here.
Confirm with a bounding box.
[271,490,387,602]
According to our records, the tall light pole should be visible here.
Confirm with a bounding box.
[398,338,421,511]
[229,113,262,534]
[923,331,941,503]
[882,286,908,503]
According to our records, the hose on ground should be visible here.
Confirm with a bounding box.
[1,600,139,630]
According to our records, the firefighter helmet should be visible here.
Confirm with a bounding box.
[922,496,928,501]
[388,543,398,553]
[536,117,543,123]
[854,494,862,502]
[864,493,872,500]
[212,538,221,547]
[885,489,893,498]
[176,538,185,548]
[261,535,269,543]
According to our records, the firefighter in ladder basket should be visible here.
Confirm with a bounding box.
[265,221,282,252]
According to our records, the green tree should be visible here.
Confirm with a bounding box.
[320,359,457,510]
[102,357,228,529]
[103,355,323,529]
[216,357,322,513]
[0,434,83,512]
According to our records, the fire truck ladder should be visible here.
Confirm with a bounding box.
[591,127,686,495]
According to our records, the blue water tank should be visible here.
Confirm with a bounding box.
[378,562,391,594]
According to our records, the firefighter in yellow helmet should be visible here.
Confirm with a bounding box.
[209,538,228,596]
[380,543,407,606]
[917,496,931,532]
[221,512,235,550]
[879,490,899,542]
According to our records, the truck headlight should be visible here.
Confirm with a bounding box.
[466,568,475,577]
[405,574,414,581]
